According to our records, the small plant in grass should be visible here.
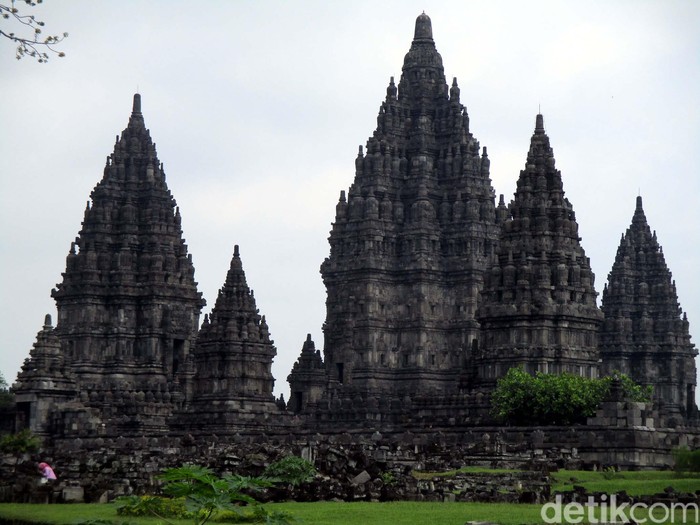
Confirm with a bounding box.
[380,472,396,485]
[116,495,190,518]
[601,466,623,480]
[264,456,316,487]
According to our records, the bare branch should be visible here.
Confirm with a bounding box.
[0,0,67,63]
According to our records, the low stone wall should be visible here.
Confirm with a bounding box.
[1,424,698,503]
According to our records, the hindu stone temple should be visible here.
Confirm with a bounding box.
[474,114,603,389]
[8,14,698,468]
[599,196,697,426]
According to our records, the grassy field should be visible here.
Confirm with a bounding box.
[0,499,697,525]
[550,469,700,496]
[0,502,562,525]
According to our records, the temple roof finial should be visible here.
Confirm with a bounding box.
[132,93,141,114]
[636,195,643,211]
[535,113,545,134]
[414,12,433,41]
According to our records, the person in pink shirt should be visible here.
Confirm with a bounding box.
[38,462,57,483]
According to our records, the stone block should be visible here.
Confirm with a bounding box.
[62,485,84,503]
[351,470,371,485]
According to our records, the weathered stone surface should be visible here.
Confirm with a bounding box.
[61,484,84,503]
[288,334,326,413]
[351,470,371,486]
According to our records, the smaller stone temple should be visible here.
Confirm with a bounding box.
[181,245,283,433]
[287,334,325,414]
[600,196,698,426]
[475,114,603,388]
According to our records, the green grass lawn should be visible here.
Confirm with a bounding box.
[550,469,700,496]
[0,500,695,525]
[0,502,546,525]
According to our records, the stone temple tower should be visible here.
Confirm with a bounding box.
[600,196,697,425]
[14,94,205,436]
[183,245,281,433]
[317,13,501,399]
[475,115,603,388]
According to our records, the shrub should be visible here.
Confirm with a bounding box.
[492,368,652,426]
[116,495,191,519]
[0,428,41,456]
[264,456,316,486]
[673,447,700,473]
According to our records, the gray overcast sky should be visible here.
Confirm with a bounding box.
[1,0,698,401]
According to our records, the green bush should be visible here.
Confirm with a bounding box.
[673,447,700,472]
[491,368,652,426]
[264,456,316,486]
[0,428,41,455]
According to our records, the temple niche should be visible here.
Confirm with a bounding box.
[599,197,698,426]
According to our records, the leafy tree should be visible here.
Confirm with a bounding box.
[0,428,41,474]
[0,371,13,409]
[491,367,652,426]
[0,428,40,455]
[1,0,67,62]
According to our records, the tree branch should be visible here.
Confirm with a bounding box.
[0,0,67,63]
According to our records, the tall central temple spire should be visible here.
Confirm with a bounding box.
[302,13,503,417]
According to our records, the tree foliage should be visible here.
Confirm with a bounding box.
[0,0,67,62]
[0,371,12,409]
[0,428,40,455]
[491,367,653,426]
